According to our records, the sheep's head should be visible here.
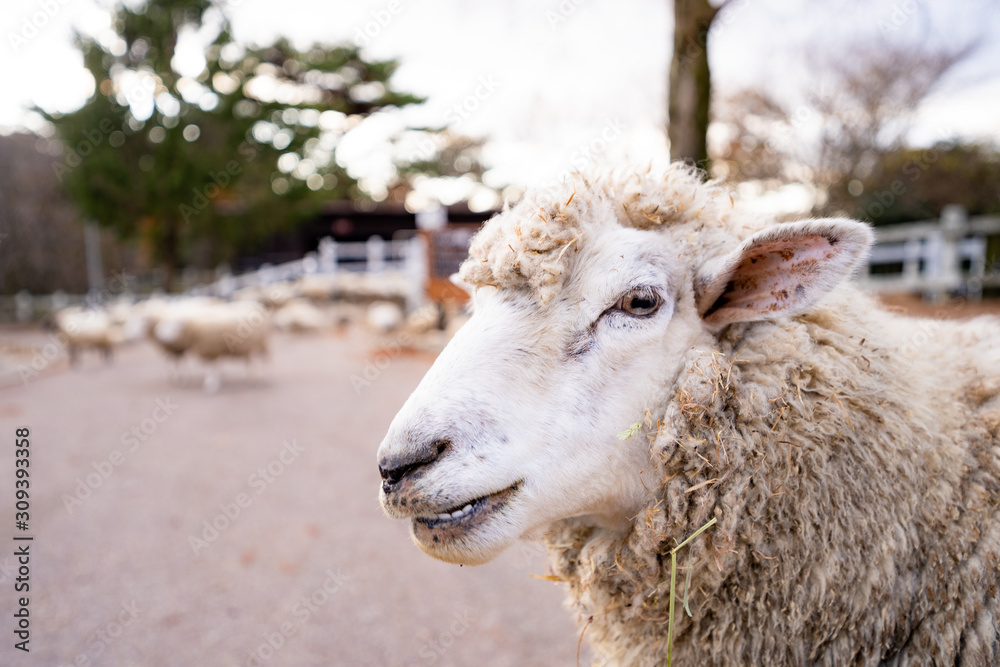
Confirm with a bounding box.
[377,166,873,565]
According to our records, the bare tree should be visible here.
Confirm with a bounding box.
[712,41,979,214]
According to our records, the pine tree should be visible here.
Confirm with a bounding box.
[40,0,422,290]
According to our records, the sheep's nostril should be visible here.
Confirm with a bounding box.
[379,440,450,493]
[379,462,414,487]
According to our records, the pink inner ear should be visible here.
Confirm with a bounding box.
[704,235,838,320]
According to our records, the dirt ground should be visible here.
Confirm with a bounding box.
[874,292,1000,319]
[0,327,587,667]
[1,292,996,666]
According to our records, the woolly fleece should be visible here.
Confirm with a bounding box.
[463,165,1000,665]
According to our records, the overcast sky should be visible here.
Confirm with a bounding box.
[2,0,999,211]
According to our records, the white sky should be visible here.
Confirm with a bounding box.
[2,0,999,212]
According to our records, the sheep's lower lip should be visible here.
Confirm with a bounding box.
[412,482,521,532]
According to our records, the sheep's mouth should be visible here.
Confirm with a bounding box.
[412,482,521,533]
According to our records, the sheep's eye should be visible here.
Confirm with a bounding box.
[615,290,661,317]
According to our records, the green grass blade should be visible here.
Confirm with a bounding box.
[667,550,677,667]
[671,516,717,554]
[665,516,718,666]
[683,547,693,618]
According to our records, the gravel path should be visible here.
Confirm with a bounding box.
[0,328,587,667]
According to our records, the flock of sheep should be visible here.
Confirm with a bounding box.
[377,164,1000,665]
[43,161,1000,663]
[49,271,456,391]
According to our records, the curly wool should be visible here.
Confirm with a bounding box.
[545,287,1000,665]
[458,165,744,304]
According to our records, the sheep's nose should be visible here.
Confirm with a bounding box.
[379,440,449,493]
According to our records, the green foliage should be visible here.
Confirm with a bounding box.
[39,0,423,289]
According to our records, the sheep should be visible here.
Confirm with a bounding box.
[376,165,1000,665]
[137,297,219,362]
[397,303,471,353]
[272,298,326,333]
[295,274,338,302]
[366,300,405,334]
[151,299,270,392]
[233,282,295,309]
[330,271,410,305]
[52,306,123,366]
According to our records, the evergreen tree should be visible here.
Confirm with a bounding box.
[40,0,421,290]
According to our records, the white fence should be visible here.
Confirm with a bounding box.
[189,234,428,307]
[0,235,428,322]
[857,206,1000,300]
[4,208,999,322]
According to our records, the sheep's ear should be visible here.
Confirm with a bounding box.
[694,219,873,330]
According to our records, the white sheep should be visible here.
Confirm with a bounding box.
[152,299,269,392]
[330,271,410,304]
[295,274,338,302]
[52,306,123,366]
[135,297,218,363]
[366,300,405,334]
[376,165,1000,665]
[233,282,295,309]
[272,298,326,333]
